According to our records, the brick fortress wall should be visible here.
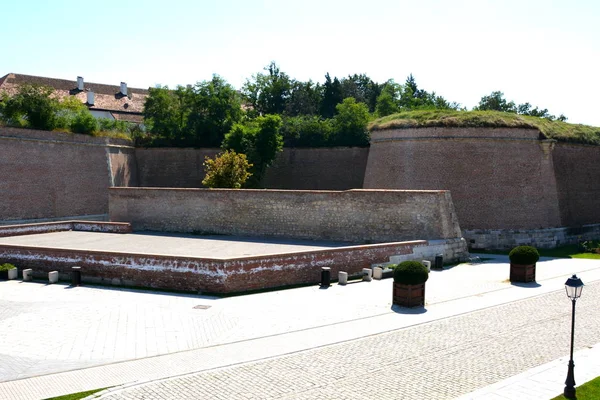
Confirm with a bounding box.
[363,127,600,249]
[109,188,463,243]
[0,127,137,222]
[136,147,368,190]
[363,127,562,230]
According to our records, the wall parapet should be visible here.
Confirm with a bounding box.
[0,221,131,238]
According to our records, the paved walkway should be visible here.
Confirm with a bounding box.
[0,255,599,399]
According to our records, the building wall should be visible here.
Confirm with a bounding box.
[363,127,562,230]
[0,127,136,222]
[552,143,600,227]
[135,148,220,187]
[262,147,368,189]
[136,147,368,190]
[109,188,463,243]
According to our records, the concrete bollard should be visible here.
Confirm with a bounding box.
[422,260,431,272]
[338,271,348,285]
[362,268,372,282]
[23,269,33,282]
[372,267,383,280]
[48,271,59,284]
[8,268,18,280]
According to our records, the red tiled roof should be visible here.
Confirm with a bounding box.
[0,73,148,122]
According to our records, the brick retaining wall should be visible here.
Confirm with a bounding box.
[109,188,463,243]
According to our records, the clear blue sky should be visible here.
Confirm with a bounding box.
[3,0,599,125]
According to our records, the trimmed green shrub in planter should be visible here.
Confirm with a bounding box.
[393,261,429,285]
[393,261,429,307]
[0,263,17,280]
[508,246,539,283]
[509,246,540,265]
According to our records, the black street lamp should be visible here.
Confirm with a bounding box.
[564,274,584,399]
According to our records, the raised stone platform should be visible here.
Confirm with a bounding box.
[0,229,466,294]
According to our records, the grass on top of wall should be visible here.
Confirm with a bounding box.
[550,375,600,399]
[368,110,600,146]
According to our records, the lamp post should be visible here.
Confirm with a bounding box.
[563,274,584,399]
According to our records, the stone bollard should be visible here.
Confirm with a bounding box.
[338,271,348,285]
[23,269,33,282]
[8,268,18,280]
[422,260,431,272]
[372,267,383,280]
[362,268,372,282]
[48,271,59,284]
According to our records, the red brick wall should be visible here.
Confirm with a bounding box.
[262,147,368,189]
[136,147,368,190]
[553,143,600,226]
[135,148,220,187]
[0,127,136,222]
[364,127,562,230]
[0,240,424,293]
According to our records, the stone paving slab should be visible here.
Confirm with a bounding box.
[0,231,352,259]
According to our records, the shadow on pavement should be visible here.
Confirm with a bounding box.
[510,281,542,288]
[391,305,428,314]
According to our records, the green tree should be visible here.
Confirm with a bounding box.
[341,74,382,113]
[187,75,243,147]
[243,62,292,116]
[285,80,321,116]
[1,84,61,130]
[202,150,252,188]
[222,114,283,186]
[320,73,343,118]
[474,91,517,112]
[143,85,191,144]
[280,115,333,147]
[331,98,370,146]
[143,76,242,147]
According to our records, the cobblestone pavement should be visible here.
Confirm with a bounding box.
[1,255,596,382]
[97,281,600,400]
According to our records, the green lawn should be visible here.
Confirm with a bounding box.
[43,388,106,400]
[551,375,600,399]
[472,245,600,260]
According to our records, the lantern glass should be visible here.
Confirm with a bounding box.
[564,275,584,300]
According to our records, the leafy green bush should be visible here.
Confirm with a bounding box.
[70,110,99,134]
[0,263,16,271]
[509,246,540,265]
[393,261,429,285]
[202,150,253,188]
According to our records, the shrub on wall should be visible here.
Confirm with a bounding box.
[508,246,540,265]
[202,150,253,188]
[70,110,99,134]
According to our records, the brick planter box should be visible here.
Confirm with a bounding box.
[393,282,426,308]
[509,263,536,283]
